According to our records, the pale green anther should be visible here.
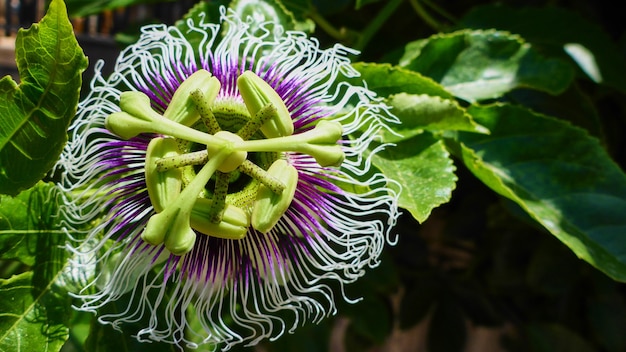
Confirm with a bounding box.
[299,144,345,167]
[106,91,162,139]
[190,88,221,134]
[237,71,294,138]
[190,198,249,240]
[251,159,299,234]
[145,138,182,213]
[156,150,208,172]
[105,111,153,140]
[206,131,247,173]
[164,70,221,126]
[292,120,344,167]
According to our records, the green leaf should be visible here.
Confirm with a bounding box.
[399,30,575,102]
[65,0,173,18]
[459,5,626,92]
[0,182,74,351]
[351,62,453,99]
[0,182,64,266]
[0,0,88,196]
[383,93,488,143]
[453,104,626,281]
[372,134,456,223]
[0,272,70,352]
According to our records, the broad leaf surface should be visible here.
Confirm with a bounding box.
[372,134,456,223]
[399,30,575,102]
[0,271,70,352]
[0,0,88,196]
[382,93,488,143]
[0,182,63,266]
[459,5,626,92]
[454,104,626,281]
[351,62,453,99]
[0,182,75,351]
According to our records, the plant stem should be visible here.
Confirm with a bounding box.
[409,0,442,31]
[354,0,404,52]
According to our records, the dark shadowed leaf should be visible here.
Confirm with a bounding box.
[453,104,626,281]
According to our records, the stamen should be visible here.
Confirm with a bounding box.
[208,171,230,223]
[234,120,345,167]
[156,150,208,172]
[190,88,221,134]
[106,91,226,149]
[239,160,286,194]
[163,70,221,126]
[236,103,277,141]
[142,147,230,255]
[251,159,299,234]
[190,198,249,240]
[145,137,182,213]
[237,71,294,138]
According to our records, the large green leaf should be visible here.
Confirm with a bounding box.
[459,5,626,92]
[0,0,88,196]
[382,93,488,143]
[0,182,76,351]
[453,104,626,281]
[0,271,70,352]
[372,134,456,223]
[399,30,575,102]
[351,62,453,99]
[0,182,63,266]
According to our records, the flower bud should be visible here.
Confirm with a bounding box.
[206,131,247,173]
[237,71,294,138]
[251,160,298,234]
[164,70,221,126]
[190,198,249,240]
[145,137,182,213]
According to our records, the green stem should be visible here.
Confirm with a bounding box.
[309,9,346,42]
[421,0,457,23]
[354,0,404,52]
[408,0,442,31]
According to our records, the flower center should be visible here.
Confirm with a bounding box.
[104,69,344,255]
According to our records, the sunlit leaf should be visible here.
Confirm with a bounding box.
[382,93,488,142]
[0,0,88,196]
[372,134,456,223]
[453,104,626,281]
[399,30,575,102]
[351,62,453,99]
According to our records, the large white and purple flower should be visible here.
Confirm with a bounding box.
[59,7,399,350]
